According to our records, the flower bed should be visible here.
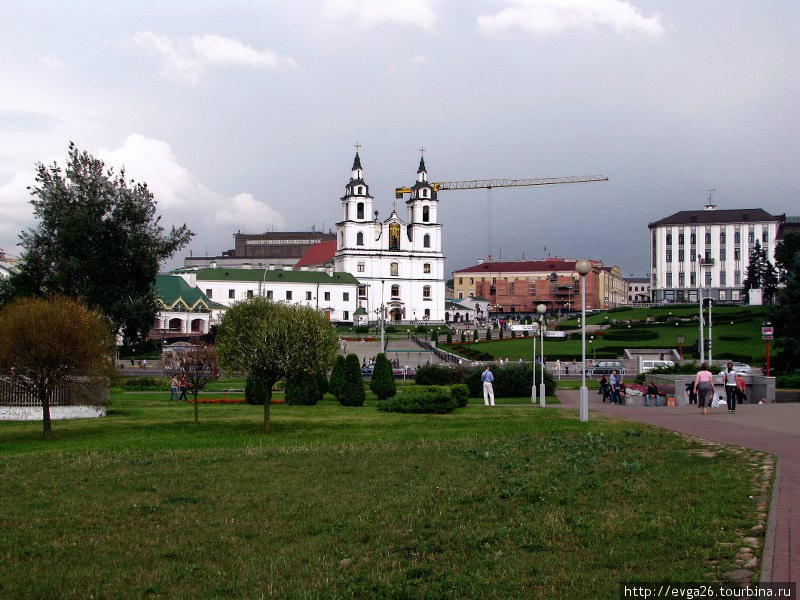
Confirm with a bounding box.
[185,398,285,405]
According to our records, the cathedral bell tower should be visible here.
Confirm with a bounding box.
[337,150,376,251]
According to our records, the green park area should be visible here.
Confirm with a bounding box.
[444,305,771,364]
[0,385,767,598]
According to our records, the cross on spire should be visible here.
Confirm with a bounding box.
[419,146,425,156]
[354,141,361,152]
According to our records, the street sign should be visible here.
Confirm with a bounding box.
[762,326,773,340]
[510,324,534,331]
[677,335,684,344]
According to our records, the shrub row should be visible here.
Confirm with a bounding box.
[602,329,659,341]
[377,384,469,414]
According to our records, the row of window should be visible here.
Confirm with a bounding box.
[347,231,432,247]
[664,227,769,247]
[665,248,745,262]
[663,270,741,288]
[356,262,432,274]
[662,289,741,302]
[208,289,351,302]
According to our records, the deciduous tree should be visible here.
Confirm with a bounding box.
[0,296,114,440]
[215,297,338,433]
[6,143,192,342]
[164,345,218,424]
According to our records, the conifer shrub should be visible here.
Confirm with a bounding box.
[370,353,396,400]
[473,330,479,342]
[486,329,492,341]
[511,330,517,339]
[316,371,329,397]
[447,333,453,343]
[329,354,347,400]
[499,329,504,339]
[285,373,320,405]
[461,332,467,343]
[339,353,366,406]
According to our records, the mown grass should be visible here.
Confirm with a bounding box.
[0,392,763,598]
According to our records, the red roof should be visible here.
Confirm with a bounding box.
[454,259,600,274]
[295,240,337,267]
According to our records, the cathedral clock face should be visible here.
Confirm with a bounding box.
[389,223,400,251]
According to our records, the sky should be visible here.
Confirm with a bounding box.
[1,0,798,278]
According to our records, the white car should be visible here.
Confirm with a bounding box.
[730,362,753,374]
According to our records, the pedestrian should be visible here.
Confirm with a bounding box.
[571,359,577,374]
[518,357,523,364]
[736,373,748,405]
[722,362,738,414]
[685,381,697,405]
[609,369,621,404]
[481,365,495,406]
[598,374,609,401]
[142,358,147,369]
[693,362,715,415]
[169,374,180,401]
[555,359,561,375]
[645,381,660,407]
[178,375,189,402]
[618,381,627,405]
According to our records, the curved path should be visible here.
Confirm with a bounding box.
[554,389,799,584]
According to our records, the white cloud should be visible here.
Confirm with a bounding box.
[0,171,36,256]
[323,0,438,31]
[132,32,297,85]
[478,0,664,38]
[97,134,285,236]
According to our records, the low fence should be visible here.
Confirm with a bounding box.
[0,376,109,408]
[410,335,460,364]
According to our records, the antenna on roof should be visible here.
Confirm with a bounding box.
[704,188,717,210]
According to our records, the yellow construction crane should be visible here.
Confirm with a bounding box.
[395,174,608,257]
[395,175,608,199]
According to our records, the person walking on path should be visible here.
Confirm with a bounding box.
[723,362,739,413]
[736,373,748,405]
[481,365,495,406]
[178,375,189,402]
[169,375,180,402]
[693,362,715,415]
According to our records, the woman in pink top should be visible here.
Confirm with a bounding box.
[693,362,715,415]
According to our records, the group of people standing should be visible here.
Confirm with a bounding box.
[169,374,190,402]
[693,362,747,415]
[598,370,626,404]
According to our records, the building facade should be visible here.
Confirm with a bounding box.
[649,204,784,303]
[452,259,626,315]
[183,231,336,269]
[626,277,651,303]
[333,153,446,324]
[174,267,360,323]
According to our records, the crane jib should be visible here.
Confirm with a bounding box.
[395,176,608,197]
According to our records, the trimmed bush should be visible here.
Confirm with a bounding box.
[449,384,469,408]
[486,329,492,341]
[339,353,366,406]
[245,369,270,405]
[415,364,464,385]
[354,326,369,334]
[119,377,169,391]
[719,335,749,342]
[460,332,467,343]
[285,373,320,405]
[370,353,396,400]
[377,386,458,414]
[447,333,453,344]
[329,354,347,400]
[384,325,398,333]
[431,330,439,343]
[473,331,479,342]
[603,329,659,341]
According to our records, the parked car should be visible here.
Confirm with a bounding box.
[641,360,675,373]
[361,363,413,377]
[730,362,753,374]
[589,360,625,376]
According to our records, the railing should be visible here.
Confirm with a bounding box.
[410,335,460,364]
[0,376,109,407]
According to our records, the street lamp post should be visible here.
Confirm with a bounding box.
[537,304,546,407]
[531,315,537,405]
[575,259,592,422]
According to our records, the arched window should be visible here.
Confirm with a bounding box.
[390,262,399,277]
[356,232,364,246]
[358,186,363,195]
[422,206,429,222]
[391,285,400,298]
[423,263,431,274]
[423,286,431,299]
[357,202,364,219]
[424,308,430,318]
[423,234,431,248]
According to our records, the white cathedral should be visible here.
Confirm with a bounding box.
[334,152,446,324]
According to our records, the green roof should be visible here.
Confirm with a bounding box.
[156,275,225,310]
[191,268,360,286]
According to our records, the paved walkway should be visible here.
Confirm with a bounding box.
[555,389,799,584]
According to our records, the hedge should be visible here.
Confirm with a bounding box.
[464,364,555,398]
[602,329,659,341]
[377,385,464,413]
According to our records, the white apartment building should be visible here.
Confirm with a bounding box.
[649,204,783,303]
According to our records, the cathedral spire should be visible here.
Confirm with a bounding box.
[352,151,362,172]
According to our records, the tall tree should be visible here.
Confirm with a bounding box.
[215,297,338,433]
[771,233,800,372]
[7,143,192,342]
[0,296,115,440]
[742,240,764,294]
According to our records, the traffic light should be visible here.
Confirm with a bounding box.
[704,338,711,352]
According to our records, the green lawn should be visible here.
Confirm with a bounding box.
[0,392,766,598]
[448,306,770,363]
